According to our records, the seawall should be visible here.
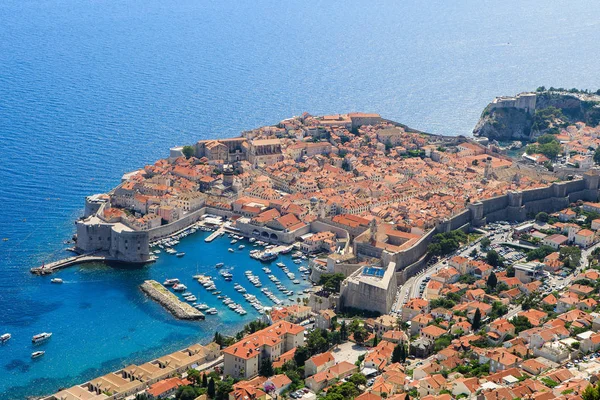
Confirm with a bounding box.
[140,280,205,320]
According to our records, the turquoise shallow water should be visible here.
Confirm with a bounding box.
[1,0,600,397]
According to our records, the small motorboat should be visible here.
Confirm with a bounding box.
[32,332,52,344]
[1,333,11,343]
[206,308,218,315]
[176,252,185,257]
[172,284,187,291]
[185,295,197,302]
[31,351,45,359]
[215,263,224,268]
[51,278,63,284]
[228,248,234,253]
[163,278,179,286]
[238,245,245,250]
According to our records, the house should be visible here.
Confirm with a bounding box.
[315,309,336,330]
[147,377,191,399]
[425,280,443,300]
[451,377,480,397]
[382,330,409,344]
[305,361,357,392]
[418,374,447,397]
[533,341,571,363]
[402,298,429,322]
[410,314,433,336]
[430,267,460,284]
[520,358,548,375]
[420,325,447,342]
[486,349,522,373]
[304,352,335,378]
[487,319,515,345]
[374,315,397,337]
[575,229,595,247]
[364,341,396,371]
[230,379,268,400]
[223,321,304,379]
[542,234,568,249]
[410,338,434,358]
[264,374,292,396]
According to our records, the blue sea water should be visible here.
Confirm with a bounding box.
[1,0,600,397]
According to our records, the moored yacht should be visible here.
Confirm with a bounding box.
[32,332,52,343]
[163,278,179,286]
[51,278,63,284]
[1,333,11,342]
[172,284,187,291]
[215,262,224,268]
[31,351,45,359]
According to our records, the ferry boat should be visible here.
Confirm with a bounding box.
[164,278,179,286]
[1,333,11,343]
[176,252,185,257]
[51,278,63,284]
[31,351,45,359]
[215,262,224,268]
[32,332,52,343]
[173,284,187,291]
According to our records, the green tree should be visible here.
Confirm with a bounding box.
[392,343,404,363]
[506,265,515,277]
[486,250,503,267]
[182,145,195,159]
[487,272,498,290]
[177,386,200,400]
[347,373,367,387]
[582,383,600,400]
[353,326,368,344]
[340,320,348,340]
[480,237,491,249]
[373,335,379,347]
[187,369,201,386]
[294,346,310,365]
[207,378,216,399]
[318,273,346,292]
[260,357,274,377]
[202,373,208,388]
[135,394,151,400]
[536,212,549,222]
[472,308,482,331]
[595,148,600,165]
[511,315,534,334]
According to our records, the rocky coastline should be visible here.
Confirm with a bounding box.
[140,280,205,320]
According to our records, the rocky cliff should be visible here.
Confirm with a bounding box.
[473,91,600,141]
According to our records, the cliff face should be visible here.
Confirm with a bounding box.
[473,107,532,141]
[473,91,600,141]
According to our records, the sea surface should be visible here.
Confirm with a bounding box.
[1,0,600,398]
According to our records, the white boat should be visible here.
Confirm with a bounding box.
[176,252,185,257]
[1,333,11,342]
[195,303,209,310]
[153,250,161,254]
[238,245,245,250]
[215,262,224,268]
[173,284,187,291]
[228,248,234,253]
[206,308,218,315]
[276,262,286,268]
[51,278,63,284]
[185,295,197,302]
[163,278,179,286]
[206,285,217,291]
[249,238,256,243]
[182,292,193,297]
[32,332,52,343]
[31,351,45,359]
[231,239,238,244]
[293,280,300,284]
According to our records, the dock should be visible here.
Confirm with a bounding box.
[30,253,108,275]
[204,226,225,243]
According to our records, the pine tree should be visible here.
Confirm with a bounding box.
[399,340,407,363]
[392,343,403,363]
[202,373,208,388]
[472,308,482,331]
[340,320,348,340]
[259,357,274,377]
[207,378,216,399]
[373,335,379,347]
[487,272,498,290]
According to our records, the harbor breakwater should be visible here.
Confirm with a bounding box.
[140,280,205,320]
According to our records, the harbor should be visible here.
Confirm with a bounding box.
[2,225,314,398]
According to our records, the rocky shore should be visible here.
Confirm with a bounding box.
[140,280,205,320]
